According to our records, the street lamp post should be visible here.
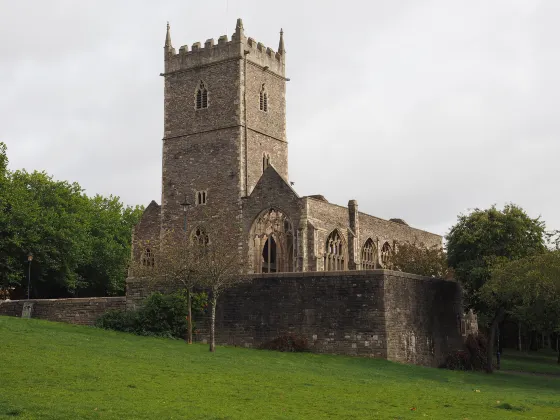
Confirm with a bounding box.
[27,254,33,300]
[180,197,191,232]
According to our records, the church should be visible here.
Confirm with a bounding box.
[133,19,442,274]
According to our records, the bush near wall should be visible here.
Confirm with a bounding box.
[443,334,490,371]
[95,291,207,339]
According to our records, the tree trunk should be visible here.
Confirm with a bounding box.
[209,292,217,353]
[542,332,545,349]
[187,288,193,344]
[518,322,522,351]
[486,309,504,373]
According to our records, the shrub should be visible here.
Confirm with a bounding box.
[258,334,309,352]
[96,291,207,339]
[442,333,491,371]
[95,309,139,334]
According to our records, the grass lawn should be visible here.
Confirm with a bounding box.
[500,349,560,375]
[1,316,559,419]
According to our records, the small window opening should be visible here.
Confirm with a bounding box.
[196,190,207,205]
[196,81,208,109]
[142,248,154,267]
[262,154,271,172]
[259,84,268,112]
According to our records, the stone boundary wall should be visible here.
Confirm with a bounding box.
[0,297,126,326]
[127,270,465,366]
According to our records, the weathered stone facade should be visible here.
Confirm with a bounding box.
[127,271,464,366]
[133,18,442,275]
[0,297,126,326]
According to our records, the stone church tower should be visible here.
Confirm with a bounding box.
[160,19,288,235]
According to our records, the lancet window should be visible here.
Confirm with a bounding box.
[195,81,208,109]
[361,238,377,269]
[324,230,346,271]
[259,84,268,112]
[250,208,295,273]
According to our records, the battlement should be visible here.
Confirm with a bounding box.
[163,19,286,77]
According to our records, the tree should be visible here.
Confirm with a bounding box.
[446,204,547,372]
[197,223,248,352]
[390,241,450,278]
[0,143,142,299]
[483,251,560,363]
[130,231,203,344]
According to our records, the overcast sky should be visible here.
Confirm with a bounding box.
[1,0,558,237]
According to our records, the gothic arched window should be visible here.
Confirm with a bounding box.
[249,208,295,274]
[259,84,268,112]
[324,230,346,271]
[192,227,209,246]
[381,241,392,268]
[361,238,377,269]
[142,248,154,267]
[195,81,208,109]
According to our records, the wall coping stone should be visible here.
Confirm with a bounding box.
[127,270,456,283]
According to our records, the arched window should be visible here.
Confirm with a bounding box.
[259,84,268,112]
[381,241,392,268]
[324,230,346,271]
[361,238,377,269]
[195,81,208,109]
[142,248,154,267]
[250,208,295,273]
[191,227,209,246]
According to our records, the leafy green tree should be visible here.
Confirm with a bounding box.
[77,195,143,296]
[0,143,142,299]
[446,204,547,372]
[483,251,560,363]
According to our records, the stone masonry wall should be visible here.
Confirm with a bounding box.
[0,297,126,326]
[383,273,464,365]
[126,270,464,366]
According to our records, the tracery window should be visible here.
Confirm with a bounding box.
[324,230,346,271]
[259,84,268,112]
[381,241,392,268]
[195,81,208,109]
[142,248,154,267]
[361,238,377,269]
[250,208,295,273]
[192,227,209,246]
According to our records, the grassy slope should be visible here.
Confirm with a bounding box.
[0,317,559,420]
[501,349,560,375]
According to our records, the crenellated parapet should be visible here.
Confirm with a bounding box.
[163,18,285,77]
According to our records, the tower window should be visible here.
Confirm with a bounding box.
[195,190,207,205]
[142,248,154,267]
[259,84,268,112]
[262,153,271,172]
[195,81,208,110]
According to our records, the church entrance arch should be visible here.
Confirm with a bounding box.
[250,208,295,273]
